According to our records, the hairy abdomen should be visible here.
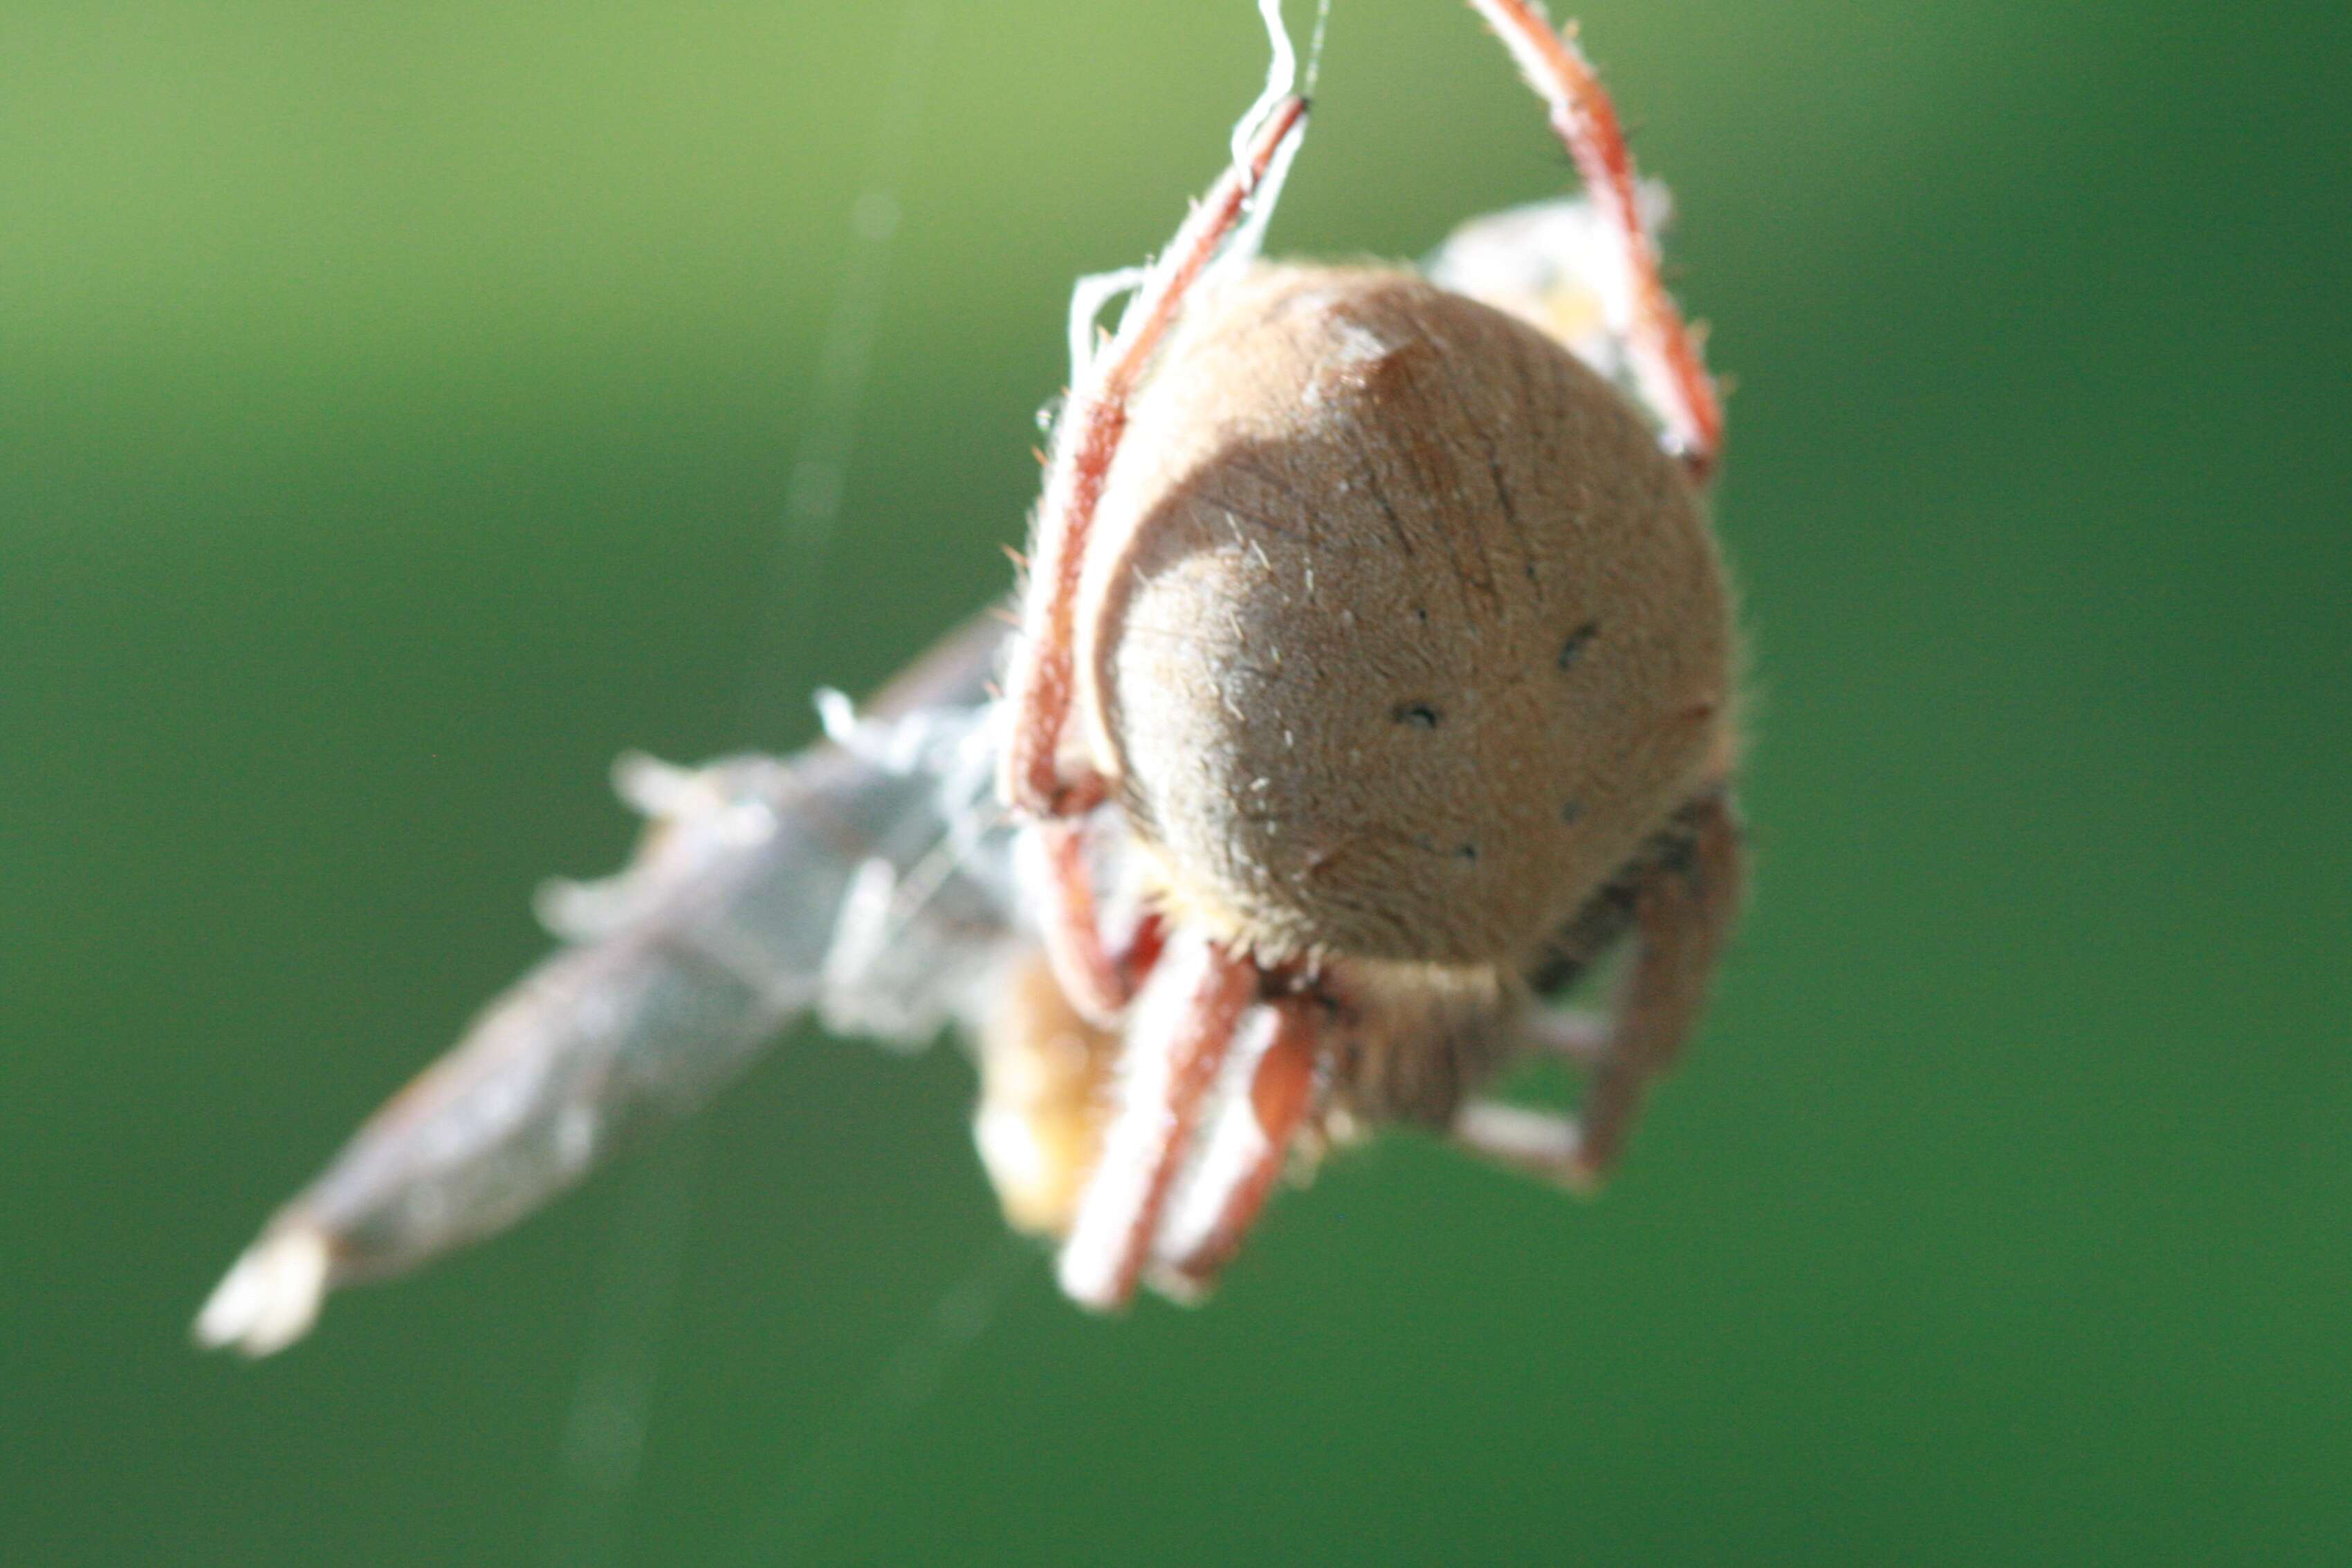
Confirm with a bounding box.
[1076,266,1731,966]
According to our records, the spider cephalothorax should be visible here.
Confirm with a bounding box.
[994,0,1747,1309]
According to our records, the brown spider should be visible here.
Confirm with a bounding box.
[993,0,1743,1309]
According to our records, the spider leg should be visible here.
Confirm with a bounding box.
[1056,929,1259,1311]
[1466,0,1722,481]
[1455,793,1744,1187]
[1031,816,1141,1027]
[1450,1098,1592,1190]
[1000,94,1310,818]
[1577,791,1743,1178]
[1524,1005,1609,1067]
[1155,996,1323,1295]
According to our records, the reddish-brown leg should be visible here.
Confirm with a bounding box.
[1056,930,1259,1311]
[1456,795,1744,1187]
[1032,818,1136,1028]
[1467,0,1722,481]
[1030,814,1168,1029]
[1574,793,1743,1179]
[1157,997,1322,1293]
[1000,95,1311,819]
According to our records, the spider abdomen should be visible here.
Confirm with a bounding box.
[1074,265,1731,966]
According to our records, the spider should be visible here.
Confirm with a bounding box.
[993,0,1741,1309]
[196,0,1743,1354]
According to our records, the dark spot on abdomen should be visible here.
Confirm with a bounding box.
[1557,622,1599,671]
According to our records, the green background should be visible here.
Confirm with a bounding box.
[6,1,2349,1563]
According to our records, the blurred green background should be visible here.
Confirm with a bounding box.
[6,1,2349,1563]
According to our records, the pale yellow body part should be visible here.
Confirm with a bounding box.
[973,952,1120,1237]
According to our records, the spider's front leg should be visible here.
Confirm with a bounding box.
[1001,92,1309,1027]
[998,93,1310,824]
[1453,791,1745,1188]
[1003,59,1312,1309]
